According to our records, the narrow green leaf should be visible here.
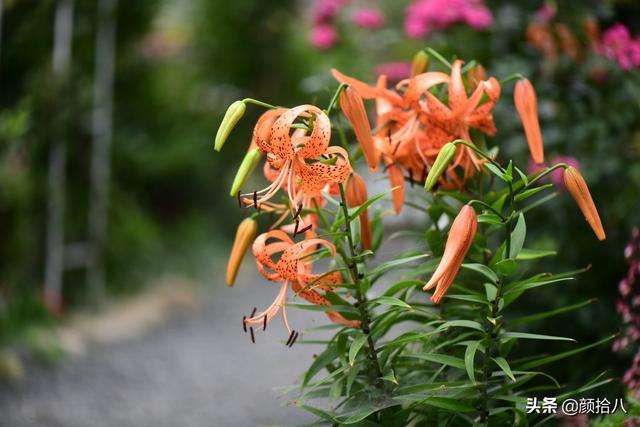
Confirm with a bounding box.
[477,213,503,225]
[461,263,499,283]
[371,296,413,310]
[348,335,368,366]
[404,353,466,370]
[465,341,480,384]
[509,213,526,259]
[422,397,474,412]
[501,331,575,342]
[493,357,516,382]
[303,346,339,387]
[518,335,615,370]
[514,166,529,185]
[514,184,553,202]
[287,303,359,315]
[516,248,557,260]
[368,254,430,277]
[438,320,485,332]
[503,276,574,295]
[348,189,392,221]
[485,163,507,181]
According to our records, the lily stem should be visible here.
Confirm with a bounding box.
[338,182,384,389]
[479,182,514,424]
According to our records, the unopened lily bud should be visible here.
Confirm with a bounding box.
[514,79,544,165]
[215,100,246,152]
[226,217,258,286]
[467,64,486,91]
[424,204,477,304]
[563,167,606,241]
[229,147,262,197]
[411,51,430,77]
[425,142,457,192]
[339,87,379,172]
[346,173,372,250]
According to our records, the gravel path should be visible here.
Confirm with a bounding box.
[0,265,325,427]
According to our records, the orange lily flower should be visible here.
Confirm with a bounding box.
[563,167,606,241]
[332,60,501,210]
[423,205,478,304]
[240,105,352,228]
[340,87,379,172]
[244,230,359,344]
[226,217,258,287]
[345,173,372,250]
[514,78,545,165]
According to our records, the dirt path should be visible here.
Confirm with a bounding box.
[0,267,324,427]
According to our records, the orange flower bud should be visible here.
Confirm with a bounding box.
[514,78,545,165]
[424,205,477,304]
[339,87,379,172]
[226,217,258,286]
[563,167,605,241]
[345,173,372,250]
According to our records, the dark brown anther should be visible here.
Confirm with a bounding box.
[293,204,303,220]
[242,316,247,333]
[298,224,313,235]
[293,219,300,237]
[387,128,392,144]
[288,331,299,347]
[253,191,259,210]
[250,307,257,318]
[249,327,255,343]
[237,191,242,208]
[392,140,402,156]
[407,168,414,187]
[286,330,296,346]
[263,315,267,331]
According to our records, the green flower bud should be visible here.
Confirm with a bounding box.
[425,142,457,192]
[214,100,246,152]
[229,147,261,197]
[411,51,430,77]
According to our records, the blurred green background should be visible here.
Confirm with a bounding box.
[1,0,639,408]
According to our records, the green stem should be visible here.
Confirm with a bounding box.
[520,163,569,192]
[498,73,525,86]
[424,47,452,69]
[325,83,348,116]
[241,98,281,109]
[479,183,514,423]
[338,182,384,388]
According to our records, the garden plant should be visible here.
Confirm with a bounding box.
[216,49,611,425]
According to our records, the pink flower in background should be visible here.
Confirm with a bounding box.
[310,24,338,50]
[312,0,349,25]
[404,0,493,39]
[597,23,640,70]
[534,3,557,24]
[374,61,411,81]
[351,7,385,29]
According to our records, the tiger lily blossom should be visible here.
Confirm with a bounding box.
[423,205,478,304]
[244,230,359,344]
[514,78,545,165]
[563,166,606,241]
[240,105,352,228]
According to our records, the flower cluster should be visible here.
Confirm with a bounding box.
[614,228,640,396]
[216,50,606,346]
[597,23,640,71]
[404,0,492,39]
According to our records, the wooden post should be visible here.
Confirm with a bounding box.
[87,0,117,305]
[44,0,74,314]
